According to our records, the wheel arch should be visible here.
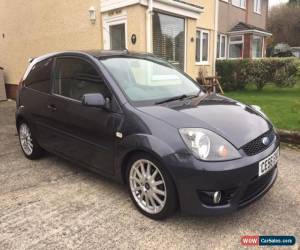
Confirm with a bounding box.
[15,104,29,129]
[15,113,40,146]
[16,115,34,133]
[120,149,162,184]
[120,147,180,213]
[16,115,27,129]
[117,133,179,182]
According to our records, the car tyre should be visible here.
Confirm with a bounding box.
[18,121,44,159]
[126,153,177,220]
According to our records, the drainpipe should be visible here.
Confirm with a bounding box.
[146,0,153,53]
[213,0,219,75]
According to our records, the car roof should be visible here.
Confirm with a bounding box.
[31,50,159,64]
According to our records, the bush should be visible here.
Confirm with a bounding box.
[216,58,299,91]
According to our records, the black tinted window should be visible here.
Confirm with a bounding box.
[54,58,109,101]
[24,58,53,93]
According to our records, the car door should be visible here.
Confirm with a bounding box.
[20,57,56,148]
[46,56,121,175]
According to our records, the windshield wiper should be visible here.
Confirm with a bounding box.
[156,93,199,105]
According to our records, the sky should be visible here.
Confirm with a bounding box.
[269,0,289,8]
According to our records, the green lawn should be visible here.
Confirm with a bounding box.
[226,82,300,131]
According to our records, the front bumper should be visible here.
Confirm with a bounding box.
[169,138,279,216]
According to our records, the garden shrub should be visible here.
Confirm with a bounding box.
[216,58,299,91]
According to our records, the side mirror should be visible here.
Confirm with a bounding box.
[82,93,107,108]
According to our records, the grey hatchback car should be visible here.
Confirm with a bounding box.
[16,50,279,220]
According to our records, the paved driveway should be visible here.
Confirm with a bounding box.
[0,100,299,250]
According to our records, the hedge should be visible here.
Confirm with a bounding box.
[216,58,299,91]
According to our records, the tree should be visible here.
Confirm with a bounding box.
[268,4,300,47]
[288,0,300,5]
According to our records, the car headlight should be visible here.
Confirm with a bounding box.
[179,128,241,161]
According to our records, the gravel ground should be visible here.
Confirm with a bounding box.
[0,100,299,250]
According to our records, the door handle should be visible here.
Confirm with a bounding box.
[47,104,57,112]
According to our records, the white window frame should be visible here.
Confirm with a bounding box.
[228,35,244,59]
[103,14,128,50]
[253,0,261,14]
[217,34,227,60]
[231,0,246,9]
[184,18,187,72]
[195,29,210,65]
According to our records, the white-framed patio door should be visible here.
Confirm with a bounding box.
[103,15,128,50]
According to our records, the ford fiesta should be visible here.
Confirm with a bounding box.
[16,51,279,220]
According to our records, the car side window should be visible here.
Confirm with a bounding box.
[24,58,53,93]
[53,57,110,101]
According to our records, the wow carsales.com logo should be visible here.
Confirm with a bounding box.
[241,236,296,246]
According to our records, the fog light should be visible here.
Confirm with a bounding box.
[213,191,221,204]
[198,190,223,206]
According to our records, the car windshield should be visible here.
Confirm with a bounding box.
[101,57,200,104]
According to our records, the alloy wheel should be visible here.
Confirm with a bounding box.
[129,159,167,214]
[19,123,33,156]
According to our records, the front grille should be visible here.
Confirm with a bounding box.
[242,130,275,156]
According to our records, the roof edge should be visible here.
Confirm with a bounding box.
[227,29,272,37]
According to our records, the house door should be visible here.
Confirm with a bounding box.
[152,12,185,71]
[110,23,126,50]
[103,15,127,50]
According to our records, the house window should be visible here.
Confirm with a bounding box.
[195,29,209,64]
[54,58,109,101]
[228,35,244,59]
[232,0,246,9]
[253,0,261,14]
[109,23,126,50]
[217,34,227,59]
[103,15,127,50]
[252,35,263,58]
[152,12,185,71]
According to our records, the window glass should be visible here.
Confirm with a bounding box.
[196,31,201,62]
[217,35,220,58]
[230,36,243,42]
[229,35,243,59]
[217,34,227,59]
[252,35,263,58]
[54,58,109,101]
[254,0,261,13]
[221,35,226,58]
[232,0,246,8]
[110,23,126,50]
[202,32,209,62]
[152,12,185,71]
[242,0,246,7]
[229,44,243,58]
[101,57,200,104]
[195,30,209,63]
[24,58,53,93]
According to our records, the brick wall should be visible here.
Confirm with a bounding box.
[243,34,252,58]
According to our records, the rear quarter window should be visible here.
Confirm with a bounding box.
[24,58,53,93]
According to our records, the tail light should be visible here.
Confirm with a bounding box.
[16,78,24,106]
[18,78,24,91]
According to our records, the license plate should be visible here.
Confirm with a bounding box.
[258,148,279,176]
